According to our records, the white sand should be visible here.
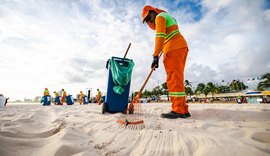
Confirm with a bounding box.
[0,103,269,156]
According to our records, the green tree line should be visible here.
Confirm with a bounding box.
[137,73,270,100]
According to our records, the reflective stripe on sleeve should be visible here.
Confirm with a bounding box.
[156,32,166,38]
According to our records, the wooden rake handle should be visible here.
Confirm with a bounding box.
[137,52,163,96]
[123,43,131,58]
[128,52,163,114]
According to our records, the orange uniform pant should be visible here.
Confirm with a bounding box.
[163,48,189,114]
[97,96,101,105]
[61,96,66,105]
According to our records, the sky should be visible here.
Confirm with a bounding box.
[0,0,270,101]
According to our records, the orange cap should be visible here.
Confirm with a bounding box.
[142,5,154,23]
[45,88,48,90]
[141,5,166,23]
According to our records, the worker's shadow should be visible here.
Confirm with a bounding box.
[188,108,270,122]
[142,108,270,122]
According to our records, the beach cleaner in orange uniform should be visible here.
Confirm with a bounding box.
[42,88,51,106]
[79,91,84,105]
[54,91,61,105]
[61,89,67,105]
[142,5,190,118]
[96,89,102,105]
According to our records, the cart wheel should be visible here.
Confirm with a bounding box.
[102,102,107,114]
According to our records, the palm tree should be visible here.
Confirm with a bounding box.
[206,82,216,102]
[185,86,193,101]
[229,80,237,92]
[195,83,210,99]
[152,86,162,97]
[142,90,151,98]
[184,80,193,100]
[257,73,270,91]
[161,82,169,101]
[184,80,192,87]
[195,83,205,94]
[214,83,223,94]
[229,80,248,92]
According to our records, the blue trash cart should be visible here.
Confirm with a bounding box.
[83,96,88,105]
[42,95,51,106]
[66,95,74,105]
[102,57,134,113]
[55,96,61,105]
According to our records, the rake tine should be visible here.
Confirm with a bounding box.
[116,102,145,130]
[117,123,122,128]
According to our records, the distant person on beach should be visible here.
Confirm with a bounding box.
[53,91,61,105]
[142,5,190,119]
[43,88,50,96]
[79,91,84,105]
[61,89,67,105]
[42,88,51,106]
[96,89,102,105]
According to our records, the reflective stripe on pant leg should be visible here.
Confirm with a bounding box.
[163,48,188,114]
[169,92,186,97]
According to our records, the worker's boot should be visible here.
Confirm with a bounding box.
[161,111,186,119]
[184,105,191,117]
[185,112,191,118]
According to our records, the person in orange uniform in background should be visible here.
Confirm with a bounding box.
[79,91,84,105]
[53,91,60,105]
[42,88,51,105]
[61,89,66,105]
[142,5,190,119]
[96,89,102,105]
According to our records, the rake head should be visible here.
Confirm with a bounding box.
[116,94,145,130]
[116,116,145,130]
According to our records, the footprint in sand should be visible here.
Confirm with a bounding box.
[252,132,270,144]
[31,110,56,123]
[0,109,64,139]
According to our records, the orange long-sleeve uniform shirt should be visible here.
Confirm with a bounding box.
[44,89,50,96]
[152,12,188,56]
[54,92,59,98]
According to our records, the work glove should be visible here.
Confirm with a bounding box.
[151,56,159,69]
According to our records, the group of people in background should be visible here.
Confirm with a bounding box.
[42,88,103,106]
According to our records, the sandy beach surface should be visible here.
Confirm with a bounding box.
[0,103,269,156]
